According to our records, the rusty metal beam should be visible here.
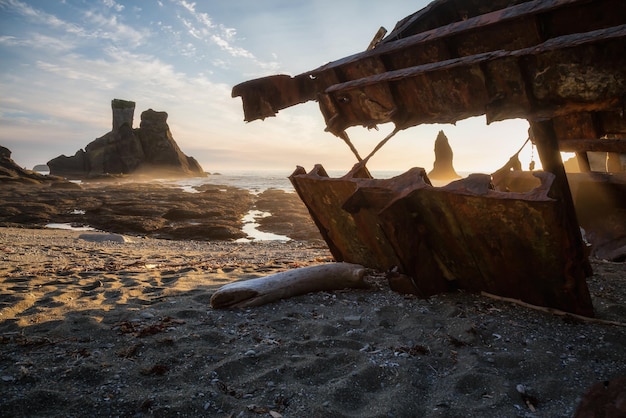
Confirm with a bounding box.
[559,139,626,153]
[530,120,592,279]
[320,25,625,134]
[232,0,625,127]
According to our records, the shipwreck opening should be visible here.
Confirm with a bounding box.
[232,0,626,317]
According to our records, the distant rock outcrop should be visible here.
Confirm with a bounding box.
[32,164,50,172]
[427,130,460,180]
[48,99,205,179]
[0,145,61,184]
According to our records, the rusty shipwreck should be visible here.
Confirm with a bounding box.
[232,0,626,317]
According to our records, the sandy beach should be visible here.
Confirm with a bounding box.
[1,225,625,418]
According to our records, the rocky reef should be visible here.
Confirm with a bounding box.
[0,180,321,241]
[48,99,205,179]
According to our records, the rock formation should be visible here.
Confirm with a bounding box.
[0,145,62,184]
[427,130,460,180]
[48,99,205,179]
[32,164,50,172]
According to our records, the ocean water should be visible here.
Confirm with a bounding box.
[161,168,463,194]
[168,170,301,194]
[38,168,474,193]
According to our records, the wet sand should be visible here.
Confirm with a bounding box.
[1,227,625,417]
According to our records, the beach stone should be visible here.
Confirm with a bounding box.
[78,233,133,243]
[446,318,478,346]
[343,315,362,325]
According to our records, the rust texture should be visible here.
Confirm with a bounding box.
[233,0,626,316]
[290,165,595,316]
[233,0,626,146]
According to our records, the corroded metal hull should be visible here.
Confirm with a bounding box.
[232,0,626,318]
[233,0,626,146]
[290,165,595,317]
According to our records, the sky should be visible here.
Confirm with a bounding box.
[0,0,536,175]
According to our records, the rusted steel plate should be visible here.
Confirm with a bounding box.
[558,139,626,153]
[552,113,600,141]
[232,0,624,126]
[289,165,428,271]
[291,164,594,315]
[320,0,607,72]
[322,26,626,132]
[382,0,532,39]
[381,172,594,316]
[496,170,626,261]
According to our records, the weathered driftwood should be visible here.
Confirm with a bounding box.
[481,292,626,327]
[210,263,366,309]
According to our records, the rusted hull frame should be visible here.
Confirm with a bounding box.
[320,25,626,135]
[231,0,624,318]
[232,0,625,127]
[290,166,595,317]
[288,165,431,272]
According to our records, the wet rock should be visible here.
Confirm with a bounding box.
[0,182,249,240]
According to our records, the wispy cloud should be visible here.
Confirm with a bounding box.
[82,9,147,47]
[102,0,124,13]
[35,60,114,86]
[177,0,261,64]
[1,0,147,48]
[0,0,85,36]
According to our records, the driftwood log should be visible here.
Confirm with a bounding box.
[210,262,366,309]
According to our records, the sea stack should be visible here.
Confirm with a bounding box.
[47,99,205,179]
[111,99,135,133]
[427,130,460,180]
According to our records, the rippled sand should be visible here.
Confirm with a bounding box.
[1,227,625,417]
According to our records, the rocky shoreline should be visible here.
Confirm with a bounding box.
[0,179,322,242]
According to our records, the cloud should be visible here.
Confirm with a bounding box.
[171,0,267,65]
[102,0,124,13]
[1,0,147,49]
[81,10,147,47]
[0,0,85,36]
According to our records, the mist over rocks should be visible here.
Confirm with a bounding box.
[47,99,205,179]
